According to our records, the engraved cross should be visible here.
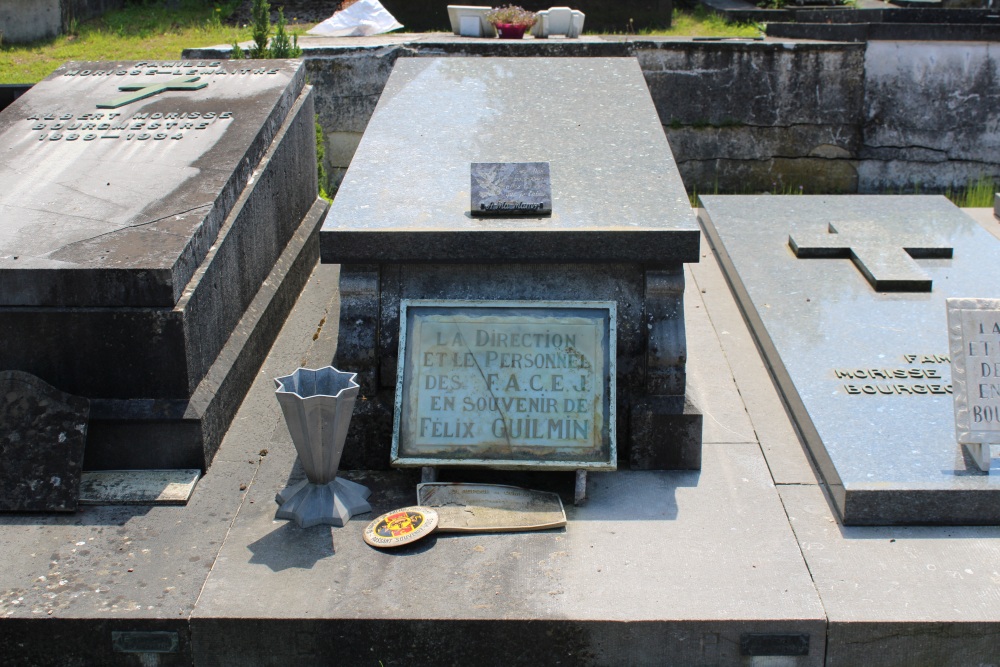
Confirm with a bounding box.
[789,221,953,292]
[97,76,208,109]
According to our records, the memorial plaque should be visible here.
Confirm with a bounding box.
[417,483,566,532]
[947,298,1000,470]
[470,162,552,217]
[392,300,616,470]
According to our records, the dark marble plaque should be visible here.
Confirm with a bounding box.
[471,162,552,216]
[0,370,89,512]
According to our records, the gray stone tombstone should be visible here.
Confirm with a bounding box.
[0,59,326,471]
[320,57,703,471]
[700,194,1000,525]
[0,370,89,512]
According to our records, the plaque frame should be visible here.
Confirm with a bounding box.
[391,299,617,470]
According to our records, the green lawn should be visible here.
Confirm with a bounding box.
[1,2,253,84]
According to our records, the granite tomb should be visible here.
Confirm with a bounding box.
[700,194,1000,525]
[0,59,326,470]
[320,57,703,471]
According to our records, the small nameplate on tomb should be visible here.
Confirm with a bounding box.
[470,162,552,216]
[392,300,616,470]
[947,298,1000,471]
[417,483,566,532]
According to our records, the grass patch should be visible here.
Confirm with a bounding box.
[946,175,997,208]
[613,7,762,39]
[0,1,258,84]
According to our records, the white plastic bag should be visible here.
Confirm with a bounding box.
[306,0,404,37]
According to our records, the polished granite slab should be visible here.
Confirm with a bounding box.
[319,57,698,264]
[700,195,1000,525]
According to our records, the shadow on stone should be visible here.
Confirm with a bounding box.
[247,522,336,571]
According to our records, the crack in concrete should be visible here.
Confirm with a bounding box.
[55,203,214,248]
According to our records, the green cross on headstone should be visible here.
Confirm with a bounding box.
[97,76,208,109]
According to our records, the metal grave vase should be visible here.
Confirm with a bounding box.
[273,366,372,528]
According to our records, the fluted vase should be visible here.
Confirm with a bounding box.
[273,366,371,528]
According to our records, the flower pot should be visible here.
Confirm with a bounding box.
[273,366,372,528]
[496,23,528,39]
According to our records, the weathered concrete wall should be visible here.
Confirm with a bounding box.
[0,0,61,43]
[860,40,1000,192]
[0,0,123,43]
[185,36,1000,195]
[640,42,864,193]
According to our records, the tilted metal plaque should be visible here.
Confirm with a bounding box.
[392,300,616,469]
[417,482,567,532]
[947,297,1000,470]
[470,162,552,216]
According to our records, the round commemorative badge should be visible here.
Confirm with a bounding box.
[363,506,439,548]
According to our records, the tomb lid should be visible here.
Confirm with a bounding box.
[700,194,1000,525]
[0,60,305,307]
[320,57,699,265]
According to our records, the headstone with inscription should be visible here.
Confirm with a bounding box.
[0,59,326,470]
[946,298,1000,472]
[700,194,1000,525]
[320,57,703,471]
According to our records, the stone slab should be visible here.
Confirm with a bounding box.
[190,443,824,664]
[319,57,699,265]
[687,234,819,485]
[77,469,201,505]
[3,82,319,404]
[780,483,1000,666]
[0,60,305,308]
[682,264,757,445]
[0,371,88,512]
[700,194,1000,525]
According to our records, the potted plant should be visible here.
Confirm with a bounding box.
[486,5,537,39]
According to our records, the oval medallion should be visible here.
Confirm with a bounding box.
[363,506,439,548]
